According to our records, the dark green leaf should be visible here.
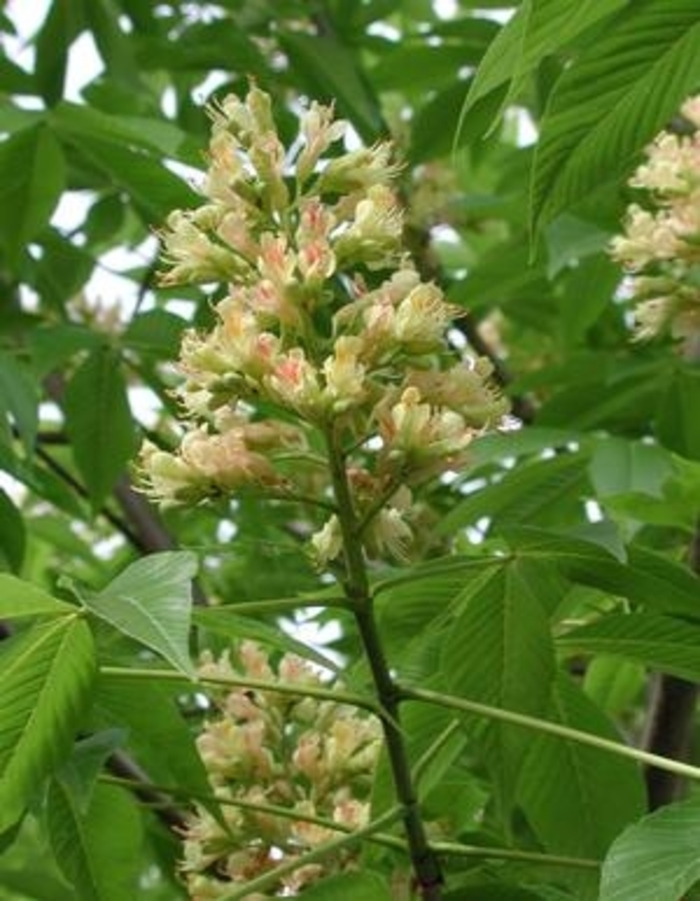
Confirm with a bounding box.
[63,346,137,510]
[0,124,66,263]
[34,0,85,105]
[0,489,25,573]
[655,366,700,461]
[0,352,38,455]
[0,618,95,833]
[300,870,393,900]
[85,551,197,675]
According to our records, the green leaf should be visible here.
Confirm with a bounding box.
[558,614,700,682]
[655,366,700,461]
[599,797,700,901]
[279,30,383,142]
[56,730,126,814]
[531,1,700,236]
[439,451,590,535]
[463,0,626,127]
[299,871,393,900]
[47,781,143,901]
[34,0,85,105]
[193,607,342,674]
[588,436,674,499]
[0,124,66,263]
[50,102,192,162]
[442,567,555,809]
[95,676,210,802]
[518,673,645,858]
[0,618,96,833]
[0,351,39,454]
[505,528,700,617]
[583,656,646,717]
[0,489,25,573]
[0,573,76,619]
[123,309,187,359]
[63,346,137,510]
[84,551,197,676]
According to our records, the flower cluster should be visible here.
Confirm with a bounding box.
[138,84,507,563]
[181,642,382,899]
[610,95,700,342]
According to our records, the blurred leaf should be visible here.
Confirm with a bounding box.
[0,489,25,573]
[0,352,38,455]
[83,0,140,87]
[279,30,384,142]
[300,871,393,900]
[0,617,95,834]
[33,0,85,105]
[655,366,700,461]
[531,2,700,236]
[63,346,137,510]
[583,656,646,717]
[124,309,187,359]
[599,797,700,901]
[0,124,66,263]
[588,437,674,499]
[84,551,197,675]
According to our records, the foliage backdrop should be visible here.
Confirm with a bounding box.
[1,1,700,900]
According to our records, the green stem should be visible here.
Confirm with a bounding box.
[324,425,444,900]
[193,595,350,617]
[101,773,597,871]
[99,666,378,713]
[216,807,403,901]
[402,684,700,783]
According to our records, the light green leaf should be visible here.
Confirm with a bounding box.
[0,618,96,833]
[519,673,645,857]
[63,346,137,510]
[56,731,126,814]
[0,124,66,263]
[85,551,197,676]
[583,656,646,717]
[558,614,700,681]
[47,781,143,901]
[531,1,700,236]
[443,567,556,809]
[0,573,76,619]
[599,797,700,901]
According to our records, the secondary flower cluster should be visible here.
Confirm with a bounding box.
[181,642,382,899]
[610,95,700,342]
[138,85,507,563]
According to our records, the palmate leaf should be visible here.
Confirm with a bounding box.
[0,617,96,834]
[462,0,626,126]
[84,551,197,676]
[531,0,700,236]
[442,567,555,811]
[558,614,700,681]
[518,673,645,859]
[47,780,143,901]
[599,798,700,901]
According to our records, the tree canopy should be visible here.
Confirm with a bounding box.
[1,2,700,900]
